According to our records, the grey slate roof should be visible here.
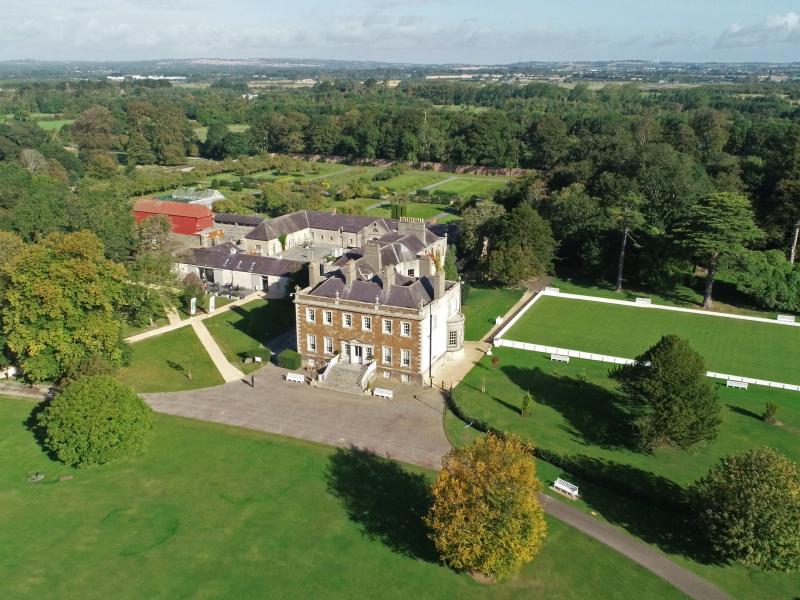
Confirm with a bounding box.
[244,210,397,242]
[213,213,265,227]
[181,242,304,278]
[308,271,456,309]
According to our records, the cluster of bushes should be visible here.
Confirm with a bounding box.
[277,349,301,370]
[372,164,408,181]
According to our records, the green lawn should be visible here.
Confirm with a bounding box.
[456,348,800,488]
[116,326,223,392]
[367,201,456,221]
[451,349,800,599]
[0,396,685,600]
[36,118,74,131]
[550,275,778,319]
[507,295,800,384]
[204,299,295,373]
[443,410,799,600]
[193,123,249,142]
[462,286,525,341]
[380,171,452,193]
[432,177,509,198]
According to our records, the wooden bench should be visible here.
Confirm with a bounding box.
[552,478,580,499]
[777,314,796,323]
[373,387,393,399]
[726,380,749,390]
[285,373,306,384]
[550,354,570,363]
[635,297,652,305]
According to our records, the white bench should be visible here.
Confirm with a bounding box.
[373,387,393,399]
[635,297,652,305]
[285,373,306,384]
[550,354,570,363]
[544,286,560,293]
[777,314,796,323]
[552,478,580,499]
[726,380,749,390]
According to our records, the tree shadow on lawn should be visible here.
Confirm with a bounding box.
[23,400,62,464]
[551,455,721,565]
[502,365,635,451]
[326,447,436,562]
[226,301,294,345]
[726,403,762,421]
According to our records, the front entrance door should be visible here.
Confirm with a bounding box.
[352,345,363,365]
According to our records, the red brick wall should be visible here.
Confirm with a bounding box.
[296,303,423,382]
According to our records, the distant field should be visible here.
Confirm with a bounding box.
[380,171,452,193]
[366,202,459,223]
[193,123,250,142]
[432,176,508,197]
[506,295,800,384]
[36,119,74,131]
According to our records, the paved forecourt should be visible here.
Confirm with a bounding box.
[500,290,800,387]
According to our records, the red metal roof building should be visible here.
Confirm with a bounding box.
[133,199,214,235]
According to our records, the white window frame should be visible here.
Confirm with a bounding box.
[382,370,391,379]
[306,308,316,323]
[401,374,410,383]
[400,321,411,337]
[323,310,333,325]
[382,346,392,366]
[307,334,317,352]
[401,348,411,368]
[362,315,372,331]
[343,313,352,328]
[323,336,333,355]
[383,319,392,334]
[448,330,458,348]
[365,346,374,361]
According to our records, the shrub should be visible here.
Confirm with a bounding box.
[36,375,153,468]
[691,447,800,572]
[763,401,779,424]
[425,434,547,580]
[277,349,301,370]
[246,347,271,363]
[521,392,532,417]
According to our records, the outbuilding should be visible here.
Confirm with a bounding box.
[133,198,214,235]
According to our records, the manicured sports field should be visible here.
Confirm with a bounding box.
[0,397,684,600]
[506,296,800,384]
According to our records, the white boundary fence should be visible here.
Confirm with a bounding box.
[493,287,800,393]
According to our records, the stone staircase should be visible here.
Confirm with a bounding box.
[318,362,366,395]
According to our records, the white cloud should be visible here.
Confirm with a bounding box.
[715,11,800,48]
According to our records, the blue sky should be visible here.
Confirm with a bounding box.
[3,0,800,63]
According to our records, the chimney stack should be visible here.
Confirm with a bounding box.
[363,241,382,273]
[308,260,321,288]
[382,265,395,292]
[419,257,434,278]
[343,260,357,285]
[435,270,445,299]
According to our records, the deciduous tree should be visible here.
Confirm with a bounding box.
[691,447,800,572]
[425,434,547,581]
[36,375,153,468]
[2,231,127,381]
